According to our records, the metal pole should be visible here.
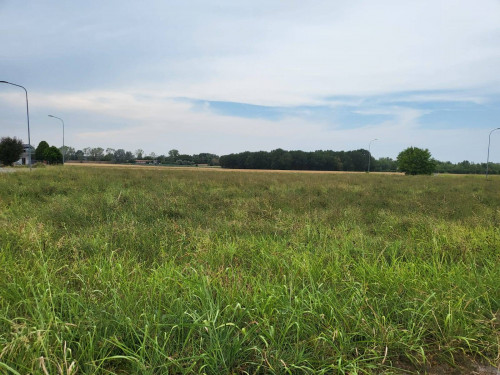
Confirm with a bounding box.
[486,128,500,180]
[367,138,378,173]
[48,115,65,165]
[0,80,31,171]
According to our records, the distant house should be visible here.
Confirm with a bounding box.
[16,144,35,165]
[135,159,158,165]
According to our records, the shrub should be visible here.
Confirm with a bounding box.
[0,136,24,166]
[44,146,63,164]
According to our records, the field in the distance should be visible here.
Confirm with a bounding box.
[0,167,499,374]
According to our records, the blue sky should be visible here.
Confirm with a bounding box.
[1,0,500,162]
[191,91,500,130]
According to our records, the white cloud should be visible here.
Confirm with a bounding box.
[3,88,492,163]
[1,0,500,162]
[152,0,500,105]
[2,0,500,105]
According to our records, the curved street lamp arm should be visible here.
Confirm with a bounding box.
[0,81,31,170]
[48,115,65,164]
[486,128,500,179]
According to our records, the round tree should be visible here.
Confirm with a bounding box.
[0,137,24,166]
[43,146,63,164]
[35,141,50,161]
[397,147,436,175]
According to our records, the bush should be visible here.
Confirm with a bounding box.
[44,146,63,164]
[0,137,24,166]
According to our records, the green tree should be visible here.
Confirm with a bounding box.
[43,146,63,164]
[168,149,179,161]
[375,157,397,172]
[397,147,436,175]
[103,148,116,162]
[35,141,50,161]
[60,146,75,161]
[83,147,92,159]
[135,149,144,159]
[90,147,104,161]
[114,149,127,163]
[0,137,24,166]
[125,151,135,162]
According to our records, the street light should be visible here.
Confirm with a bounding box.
[48,115,65,165]
[486,128,500,180]
[367,138,378,173]
[0,80,31,171]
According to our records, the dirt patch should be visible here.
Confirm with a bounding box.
[0,168,17,173]
[425,363,500,375]
[391,357,500,374]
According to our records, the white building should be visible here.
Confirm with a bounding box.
[16,144,35,165]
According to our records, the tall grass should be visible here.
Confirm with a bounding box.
[0,166,499,374]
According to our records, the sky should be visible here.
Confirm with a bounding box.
[1,0,500,162]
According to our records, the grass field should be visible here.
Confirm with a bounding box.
[0,166,499,374]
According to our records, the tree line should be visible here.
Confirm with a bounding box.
[1,137,499,174]
[58,145,220,166]
[219,148,375,171]
[219,148,500,174]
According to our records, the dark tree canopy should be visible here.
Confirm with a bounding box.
[397,147,436,175]
[35,141,50,161]
[192,153,219,165]
[0,137,24,166]
[43,146,63,164]
[219,149,370,171]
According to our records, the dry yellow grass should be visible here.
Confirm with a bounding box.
[65,162,403,175]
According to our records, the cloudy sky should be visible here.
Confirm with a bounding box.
[1,0,500,162]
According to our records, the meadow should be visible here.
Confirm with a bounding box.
[0,166,499,374]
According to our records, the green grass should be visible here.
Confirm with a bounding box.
[0,166,499,374]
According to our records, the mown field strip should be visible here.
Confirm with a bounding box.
[65,162,403,174]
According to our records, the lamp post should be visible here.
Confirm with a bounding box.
[48,115,65,165]
[367,138,378,173]
[0,80,31,171]
[486,128,500,180]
